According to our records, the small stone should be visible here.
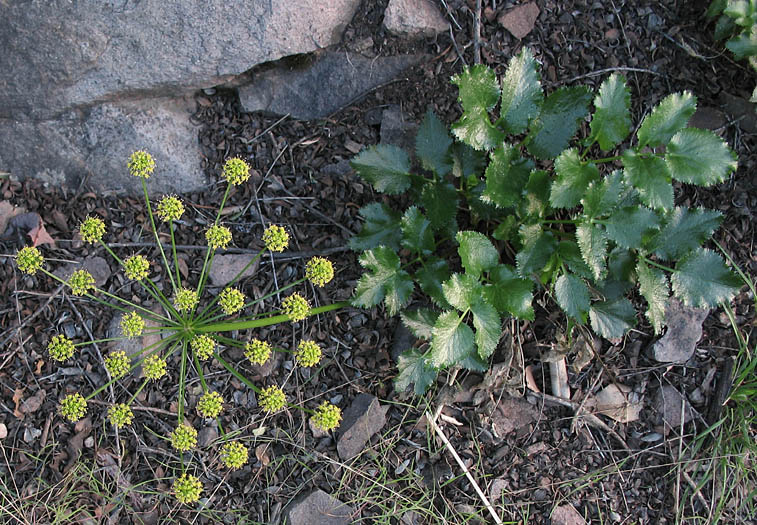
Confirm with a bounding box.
[381,105,417,152]
[652,298,709,363]
[0,423,7,439]
[604,28,620,40]
[23,427,41,444]
[689,106,727,131]
[552,503,587,525]
[197,425,218,448]
[498,2,540,39]
[655,385,696,435]
[284,489,355,525]
[484,395,539,438]
[719,92,757,133]
[337,394,388,460]
[53,256,111,287]
[208,254,259,287]
[384,0,449,38]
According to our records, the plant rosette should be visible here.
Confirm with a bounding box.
[15,153,348,504]
[348,48,742,395]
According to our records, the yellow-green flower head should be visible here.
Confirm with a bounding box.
[16,246,44,275]
[222,158,251,185]
[219,287,245,316]
[206,224,232,250]
[197,391,224,418]
[173,473,203,505]
[120,311,145,338]
[79,216,106,244]
[311,401,342,432]
[190,334,215,361]
[128,150,156,179]
[105,350,130,379]
[262,225,289,252]
[48,334,75,362]
[305,257,334,287]
[123,254,150,281]
[108,403,134,428]
[259,385,286,413]
[174,287,199,312]
[282,293,310,322]
[296,340,322,368]
[67,269,95,296]
[143,354,167,381]
[156,195,184,222]
[220,441,249,470]
[244,338,271,366]
[170,423,198,452]
[59,393,87,422]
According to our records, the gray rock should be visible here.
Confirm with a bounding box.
[380,105,418,152]
[655,385,696,435]
[1,1,360,120]
[0,96,205,195]
[384,0,449,38]
[652,298,709,364]
[484,395,539,438]
[207,254,260,287]
[337,394,388,460]
[284,489,355,525]
[238,51,423,120]
[1,0,360,193]
[719,92,757,134]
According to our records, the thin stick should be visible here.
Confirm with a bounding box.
[0,283,64,348]
[473,0,482,65]
[428,406,503,524]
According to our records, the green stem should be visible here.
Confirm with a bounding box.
[85,333,180,401]
[196,301,349,333]
[193,183,232,310]
[170,221,181,288]
[142,179,177,294]
[541,219,579,225]
[128,378,150,405]
[195,248,266,320]
[178,342,188,424]
[197,277,306,325]
[640,256,676,274]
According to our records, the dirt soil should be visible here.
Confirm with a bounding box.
[1,0,755,523]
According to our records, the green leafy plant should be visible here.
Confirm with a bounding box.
[349,48,741,394]
[707,0,757,102]
[15,152,349,504]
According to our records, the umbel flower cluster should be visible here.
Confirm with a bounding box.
[16,152,349,504]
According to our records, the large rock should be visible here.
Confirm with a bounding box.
[238,51,423,120]
[0,0,361,193]
[384,0,449,38]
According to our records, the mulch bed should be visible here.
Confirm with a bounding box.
[1,0,755,523]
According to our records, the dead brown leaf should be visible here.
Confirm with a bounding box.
[255,443,270,466]
[594,384,642,423]
[19,389,46,415]
[12,388,24,419]
[29,218,56,247]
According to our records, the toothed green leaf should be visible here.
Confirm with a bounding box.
[726,32,757,60]
[636,91,696,148]
[521,169,551,219]
[351,144,411,194]
[500,48,543,134]
[555,273,590,322]
[671,248,742,308]
[350,203,402,251]
[650,207,723,260]
[401,207,435,256]
[401,308,440,340]
[558,240,593,280]
[589,298,636,338]
[665,128,738,186]
[395,349,438,395]
[452,64,500,112]
[416,109,453,176]
[415,257,452,309]
[589,73,632,150]
[527,86,593,159]
[623,150,674,210]
[471,299,501,360]
[484,264,535,320]
[581,170,624,218]
[576,222,608,281]
[352,246,414,315]
[604,206,660,249]
[550,148,600,208]
[516,227,558,278]
[430,311,476,368]
[481,144,532,208]
[456,231,499,278]
[421,180,458,232]
[636,261,669,334]
[442,273,483,311]
[451,109,506,151]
